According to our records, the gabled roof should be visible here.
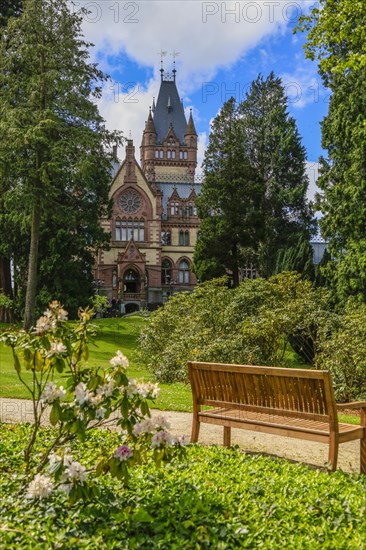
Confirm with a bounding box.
[153,80,187,145]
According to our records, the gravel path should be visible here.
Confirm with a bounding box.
[0,397,361,474]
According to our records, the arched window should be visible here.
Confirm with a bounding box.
[115,218,122,241]
[172,150,176,159]
[170,203,175,216]
[188,203,193,216]
[179,230,184,246]
[155,150,159,159]
[183,151,188,160]
[184,230,189,245]
[167,150,171,159]
[178,260,190,284]
[161,259,172,285]
[182,206,187,217]
[179,151,183,160]
[175,202,179,215]
[159,150,163,158]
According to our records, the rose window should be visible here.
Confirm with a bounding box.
[120,190,141,214]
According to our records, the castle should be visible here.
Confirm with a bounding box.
[94,67,201,313]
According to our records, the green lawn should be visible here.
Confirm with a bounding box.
[0,316,193,412]
[0,316,360,424]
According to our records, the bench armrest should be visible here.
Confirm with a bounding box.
[336,401,366,410]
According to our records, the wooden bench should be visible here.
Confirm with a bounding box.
[188,361,366,473]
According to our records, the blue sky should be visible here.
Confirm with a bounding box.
[76,1,327,196]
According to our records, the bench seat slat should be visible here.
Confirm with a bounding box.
[198,399,333,423]
[198,407,363,440]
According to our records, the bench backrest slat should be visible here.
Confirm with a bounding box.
[188,361,338,421]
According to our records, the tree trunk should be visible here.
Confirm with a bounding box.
[0,255,14,322]
[24,194,41,330]
[232,245,240,288]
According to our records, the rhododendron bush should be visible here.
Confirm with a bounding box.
[1,301,187,505]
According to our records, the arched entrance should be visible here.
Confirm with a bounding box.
[123,268,140,294]
[125,302,139,314]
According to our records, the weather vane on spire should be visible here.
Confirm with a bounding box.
[170,51,180,81]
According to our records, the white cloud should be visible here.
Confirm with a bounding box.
[77,1,298,87]
[281,65,327,109]
[76,1,318,165]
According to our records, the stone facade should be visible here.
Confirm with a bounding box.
[95,70,201,312]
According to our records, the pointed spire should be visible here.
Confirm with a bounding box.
[185,108,197,136]
[145,108,156,133]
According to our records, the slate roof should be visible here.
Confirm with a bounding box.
[153,80,188,144]
[159,181,202,219]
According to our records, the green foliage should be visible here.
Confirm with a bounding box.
[139,273,331,384]
[316,302,366,401]
[0,0,121,327]
[298,2,366,303]
[297,0,366,78]
[89,295,110,316]
[194,98,263,286]
[0,302,187,504]
[1,426,365,548]
[194,73,313,285]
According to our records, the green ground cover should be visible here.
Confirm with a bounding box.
[0,317,192,411]
[1,423,365,549]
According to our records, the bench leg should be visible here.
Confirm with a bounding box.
[223,426,231,447]
[191,416,200,443]
[361,436,366,475]
[360,409,366,474]
[328,433,339,472]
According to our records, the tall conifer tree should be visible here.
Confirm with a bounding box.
[0,0,121,327]
[194,98,263,286]
[238,72,313,278]
[194,74,313,284]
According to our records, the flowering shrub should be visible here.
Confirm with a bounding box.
[1,301,187,504]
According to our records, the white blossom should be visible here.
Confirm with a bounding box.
[63,461,88,484]
[34,315,56,335]
[110,350,129,369]
[96,407,106,419]
[89,393,103,406]
[96,377,115,398]
[48,341,67,356]
[26,474,54,499]
[133,417,155,435]
[126,379,138,398]
[40,382,66,404]
[154,414,170,430]
[137,381,160,399]
[151,430,175,448]
[74,382,92,405]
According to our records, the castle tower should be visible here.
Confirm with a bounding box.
[140,67,197,184]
